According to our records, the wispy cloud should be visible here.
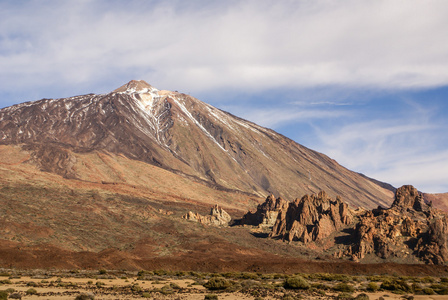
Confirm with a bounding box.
[306,100,448,193]
[1,0,448,102]
[239,107,352,128]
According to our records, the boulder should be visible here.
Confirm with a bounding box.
[183,205,231,226]
[240,194,288,227]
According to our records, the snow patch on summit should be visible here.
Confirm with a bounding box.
[114,80,159,95]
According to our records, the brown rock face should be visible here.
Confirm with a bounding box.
[270,191,353,243]
[392,185,426,211]
[240,195,288,227]
[348,185,448,263]
[183,205,231,226]
[242,185,448,265]
[416,217,448,264]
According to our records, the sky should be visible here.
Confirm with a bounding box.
[1,0,447,193]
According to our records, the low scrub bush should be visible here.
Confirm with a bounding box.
[26,288,38,295]
[75,293,95,300]
[366,282,379,292]
[95,281,105,287]
[380,279,411,294]
[153,269,168,276]
[284,275,310,290]
[204,278,232,290]
[411,283,422,294]
[333,282,354,293]
[170,282,181,289]
[429,283,448,294]
[423,287,436,295]
[336,293,354,300]
[160,285,174,295]
[311,283,330,290]
[239,272,260,280]
[240,279,261,290]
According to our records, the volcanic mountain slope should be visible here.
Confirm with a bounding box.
[424,192,448,212]
[0,80,393,208]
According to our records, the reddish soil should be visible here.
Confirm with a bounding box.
[1,238,448,277]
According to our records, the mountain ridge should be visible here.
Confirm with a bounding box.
[0,80,394,208]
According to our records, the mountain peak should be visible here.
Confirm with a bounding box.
[113,80,158,94]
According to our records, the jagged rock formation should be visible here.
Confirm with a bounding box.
[269,191,353,243]
[239,185,448,265]
[240,194,289,227]
[416,216,448,264]
[347,185,448,264]
[183,205,231,226]
[391,185,427,211]
[0,79,394,208]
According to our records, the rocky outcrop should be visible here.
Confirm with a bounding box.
[270,191,353,243]
[183,205,231,226]
[347,185,448,263]
[416,216,448,264]
[238,185,448,265]
[348,209,423,260]
[391,185,427,212]
[240,194,289,227]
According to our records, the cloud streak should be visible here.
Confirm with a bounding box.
[301,100,448,193]
[1,0,448,100]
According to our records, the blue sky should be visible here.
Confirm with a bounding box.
[1,0,447,193]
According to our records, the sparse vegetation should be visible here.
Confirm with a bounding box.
[380,279,411,294]
[0,269,447,299]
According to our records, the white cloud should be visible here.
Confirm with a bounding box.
[239,107,351,129]
[308,102,448,193]
[1,0,448,98]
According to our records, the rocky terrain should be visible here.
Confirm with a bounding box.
[240,185,448,266]
[183,205,232,226]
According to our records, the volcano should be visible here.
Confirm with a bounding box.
[0,80,394,209]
